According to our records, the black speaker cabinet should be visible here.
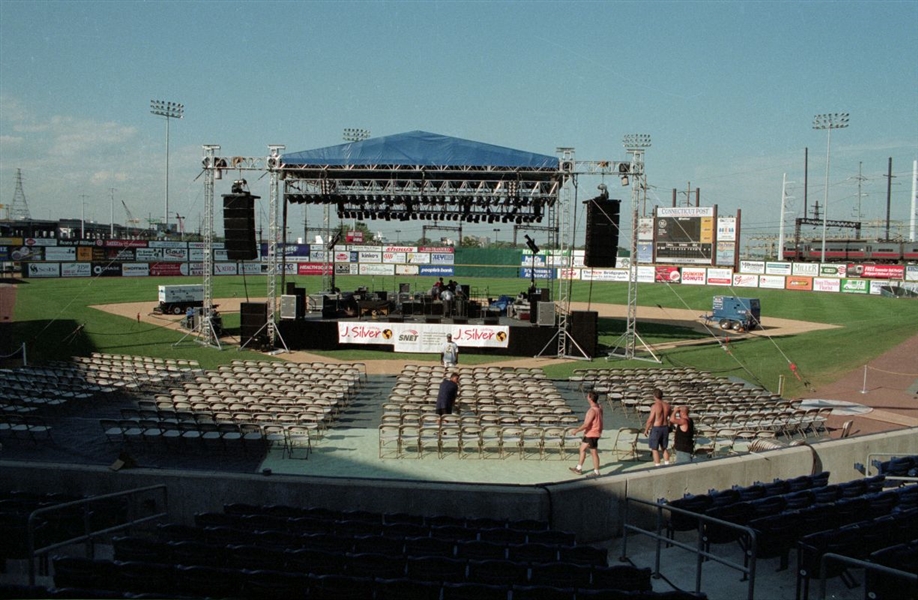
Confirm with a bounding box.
[584,197,621,268]
[223,192,259,261]
[240,302,269,348]
[568,310,599,358]
[528,290,543,324]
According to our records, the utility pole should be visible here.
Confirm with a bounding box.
[850,162,868,223]
[884,157,895,241]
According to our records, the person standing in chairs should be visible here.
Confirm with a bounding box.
[569,391,603,478]
[669,405,695,462]
[441,333,459,368]
[436,372,460,420]
[645,388,672,466]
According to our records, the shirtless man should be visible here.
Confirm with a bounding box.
[644,388,672,466]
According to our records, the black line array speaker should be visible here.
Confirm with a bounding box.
[584,197,621,268]
[223,192,258,261]
[240,302,268,348]
[568,310,599,358]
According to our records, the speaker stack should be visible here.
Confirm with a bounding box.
[584,197,621,268]
[240,302,269,348]
[568,310,599,358]
[223,192,259,261]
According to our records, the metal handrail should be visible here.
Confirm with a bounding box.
[27,484,168,585]
[621,496,759,600]
[818,552,918,600]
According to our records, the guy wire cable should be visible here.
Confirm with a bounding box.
[660,280,766,387]
[29,249,147,345]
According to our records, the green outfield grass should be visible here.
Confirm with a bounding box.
[5,274,917,398]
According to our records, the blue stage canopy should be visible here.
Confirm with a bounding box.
[283,130,558,169]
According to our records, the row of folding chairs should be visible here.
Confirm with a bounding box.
[379,423,582,460]
[0,413,53,444]
[100,417,313,457]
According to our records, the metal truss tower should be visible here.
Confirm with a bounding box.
[193,146,287,352]
[610,134,659,362]
[10,169,32,220]
[554,148,576,358]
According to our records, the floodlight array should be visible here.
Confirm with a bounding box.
[285,178,558,223]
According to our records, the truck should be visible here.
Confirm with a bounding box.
[711,296,760,332]
[155,284,204,315]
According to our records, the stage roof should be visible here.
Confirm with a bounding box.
[282,130,559,170]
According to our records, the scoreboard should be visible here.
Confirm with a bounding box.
[654,207,716,264]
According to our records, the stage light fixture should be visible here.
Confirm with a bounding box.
[620,175,630,186]
[525,235,540,254]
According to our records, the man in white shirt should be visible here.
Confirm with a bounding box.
[441,333,459,368]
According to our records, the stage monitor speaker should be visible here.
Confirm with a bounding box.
[293,288,306,318]
[568,310,599,358]
[321,295,338,319]
[528,290,543,324]
[223,192,258,261]
[240,301,269,348]
[286,282,297,295]
[584,197,621,268]
[280,295,297,320]
[537,301,556,327]
[483,317,499,326]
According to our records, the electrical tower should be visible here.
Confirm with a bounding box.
[10,169,32,220]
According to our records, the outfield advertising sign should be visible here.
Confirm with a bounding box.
[759,275,785,289]
[813,278,840,292]
[841,279,869,294]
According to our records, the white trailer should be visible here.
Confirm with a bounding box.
[156,285,204,315]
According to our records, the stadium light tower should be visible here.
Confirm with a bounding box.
[150,100,184,234]
[812,112,849,263]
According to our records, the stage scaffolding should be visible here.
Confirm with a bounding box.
[199,137,640,359]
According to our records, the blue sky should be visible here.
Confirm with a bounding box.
[1,1,916,249]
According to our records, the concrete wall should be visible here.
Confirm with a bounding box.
[3,429,915,544]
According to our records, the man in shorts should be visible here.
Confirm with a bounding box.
[644,388,672,466]
[569,391,603,477]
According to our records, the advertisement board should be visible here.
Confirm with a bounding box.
[26,263,59,277]
[91,263,123,277]
[654,266,681,283]
[813,278,841,293]
[759,275,786,289]
[407,252,431,264]
[785,276,813,291]
[840,279,870,294]
[680,268,707,285]
[732,274,759,288]
[395,264,420,276]
[61,263,92,277]
[739,260,766,275]
[121,263,150,277]
[706,268,733,286]
[297,263,332,276]
[765,262,793,276]
[419,265,454,277]
[338,322,509,353]
[357,263,392,276]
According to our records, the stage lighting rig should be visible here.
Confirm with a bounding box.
[524,234,540,254]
